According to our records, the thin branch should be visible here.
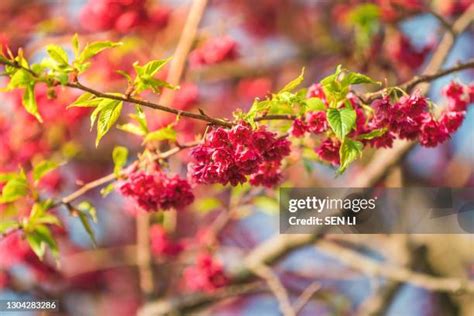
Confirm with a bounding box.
[138,9,474,311]
[249,264,296,316]
[428,9,455,36]
[293,282,321,314]
[159,0,209,108]
[137,282,265,316]
[315,240,474,294]
[66,81,232,127]
[362,58,474,102]
[58,142,198,206]
[2,54,473,129]
[404,59,474,91]
[137,213,154,297]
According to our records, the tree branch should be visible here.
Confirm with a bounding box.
[315,240,474,294]
[138,6,474,314]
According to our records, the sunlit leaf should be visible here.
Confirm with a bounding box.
[338,138,364,173]
[33,160,59,183]
[279,68,305,93]
[78,41,122,63]
[327,108,356,139]
[112,146,128,177]
[144,125,176,143]
[23,84,43,122]
[46,44,69,65]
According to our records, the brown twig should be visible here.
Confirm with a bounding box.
[293,282,321,314]
[138,7,474,314]
[58,142,197,207]
[316,240,474,294]
[159,0,209,108]
[137,212,154,297]
[249,264,296,316]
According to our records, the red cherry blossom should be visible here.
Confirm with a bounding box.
[315,138,341,165]
[189,36,238,68]
[150,225,184,257]
[120,170,194,212]
[183,253,228,292]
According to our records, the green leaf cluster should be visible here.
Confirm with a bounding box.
[132,58,176,94]
[24,200,61,260]
[69,93,124,146]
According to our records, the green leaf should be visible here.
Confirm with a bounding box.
[357,128,387,140]
[305,97,326,112]
[78,212,97,247]
[26,230,46,259]
[77,201,97,222]
[279,68,305,93]
[116,70,132,82]
[327,108,356,139]
[134,58,171,77]
[68,92,99,108]
[46,44,69,65]
[118,123,146,136]
[0,177,28,203]
[78,41,122,63]
[72,33,80,57]
[26,225,59,260]
[7,69,33,89]
[342,72,378,86]
[112,146,128,177]
[23,84,43,122]
[144,125,176,143]
[0,220,20,234]
[33,160,59,183]
[94,100,123,146]
[338,138,364,173]
[100,183,115,197]
[348,3,380,49]
[0,172,16,183]
[132,105,148,132]
[35,214,62,226]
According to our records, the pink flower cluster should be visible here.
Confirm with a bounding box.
[189,37,238,68]
[387,33,432,71]
[80,0,170,33]
[183,253,228,292]
[366,81,472,148]
[150,225,184,257]
[290,111,329,137]
[120,170,194,212]
[188,123,291,187]
[297,80,472,166]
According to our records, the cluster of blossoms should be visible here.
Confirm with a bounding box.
[386,32,433,72]
[290,81,472,166]
[189,36,238,68]
[150,225,184,257]
[120,168,194,212]
[367,81,473,148]
[188,123,291,187]
[80,0,170,33]
[182,253,228,292]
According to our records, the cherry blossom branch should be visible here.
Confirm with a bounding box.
[353,3,474,187]
[57,141,199,207]
[138,7,474,314]
[2,57,473,130]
